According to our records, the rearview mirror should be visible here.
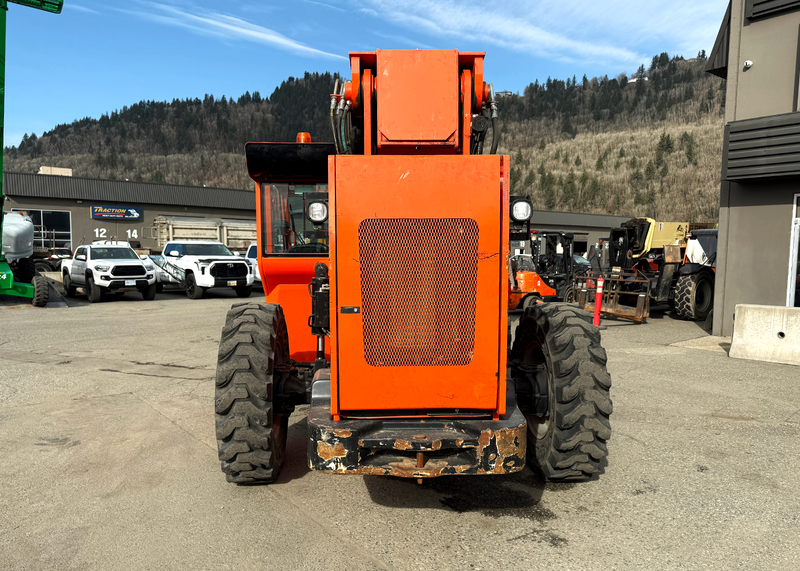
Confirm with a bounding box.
[76,254,86,261]
[233,251,240,256]
[168,251,179,257]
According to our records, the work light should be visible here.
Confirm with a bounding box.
[511,199,532,222]
[307,201,328,223]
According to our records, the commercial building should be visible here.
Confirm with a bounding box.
[707,0,800,335]
[528,210,630,255]
[3,172,257,252]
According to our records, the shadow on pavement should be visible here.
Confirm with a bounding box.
[362,466,577,521]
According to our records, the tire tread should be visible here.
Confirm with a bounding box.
[512,302,612,482]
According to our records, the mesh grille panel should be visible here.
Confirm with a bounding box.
[359,218,479,367]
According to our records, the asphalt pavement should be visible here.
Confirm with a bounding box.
[1,294,798,570]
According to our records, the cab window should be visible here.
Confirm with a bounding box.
[261,183,329,256]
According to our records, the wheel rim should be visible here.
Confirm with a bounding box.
[187,278,195,297]
[523,344,554,457]
[696,277,713,313]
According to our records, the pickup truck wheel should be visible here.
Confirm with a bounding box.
[512,303,612,481]
[186,273,205,300]
[155,281,163,294]
[141,282,157,300]
[86,276,103,303]
[32,275,49,307]
[215,302,289,484]
[234,285,253,298]
[62,273,76,297]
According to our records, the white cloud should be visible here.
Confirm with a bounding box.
[122,2,347,61]
[371,31,435,50]
[301,0,347,12]
[354,0,728,68]
[68,4,100,14]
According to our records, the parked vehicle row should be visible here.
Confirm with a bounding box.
[61,240,259,303]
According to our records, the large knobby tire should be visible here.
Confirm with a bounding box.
[215,302,290,484]
[234,285,253,298]
[186,273,205,300]
[674,273,714,321]
[512,303,612,481]
[13,258,35,284]
[62,272,76,297]
[32,275,49,307]
[86,276,103,303]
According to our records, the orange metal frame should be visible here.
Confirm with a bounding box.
[250,50,509,420]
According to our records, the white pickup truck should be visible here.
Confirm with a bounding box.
[61,243,157,303]
[155,240,253,299]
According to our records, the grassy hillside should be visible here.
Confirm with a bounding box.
[4,53,725,221]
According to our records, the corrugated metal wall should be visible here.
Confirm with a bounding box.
[3,172,255,211]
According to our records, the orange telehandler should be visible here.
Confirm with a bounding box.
[215,50,612,484]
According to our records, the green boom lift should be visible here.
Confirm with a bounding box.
[0,0,62,305]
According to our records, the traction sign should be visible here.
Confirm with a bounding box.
[91,205,142,220]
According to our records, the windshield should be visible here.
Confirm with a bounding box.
[183,243,234,257]
[262,183,329,256]
[90,248,139,260]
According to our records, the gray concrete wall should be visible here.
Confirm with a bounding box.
[735,6,800,120]
[4,196,255,252]
[714,182,797,335]
[713,0,800,335]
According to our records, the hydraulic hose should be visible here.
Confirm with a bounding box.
[488,84,500,155]
[331,79,340,153]
[334,81,347,154]
[340,101,352,154]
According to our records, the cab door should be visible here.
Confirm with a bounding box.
[73,247,87,283]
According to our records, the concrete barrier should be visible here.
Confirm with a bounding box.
[729,304,800,367]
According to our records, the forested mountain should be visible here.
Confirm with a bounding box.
[4,52,725,220]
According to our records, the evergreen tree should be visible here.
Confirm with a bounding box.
[645,160,656,180]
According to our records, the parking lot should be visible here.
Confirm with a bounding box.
[1,296,799,570]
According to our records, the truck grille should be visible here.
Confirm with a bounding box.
[358,218,479,367]
[210,263,248,279]
[111,265,146,277]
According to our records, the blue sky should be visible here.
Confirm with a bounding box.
[4,0,729,147]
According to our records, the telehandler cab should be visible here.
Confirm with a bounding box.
[215,50,612,484]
